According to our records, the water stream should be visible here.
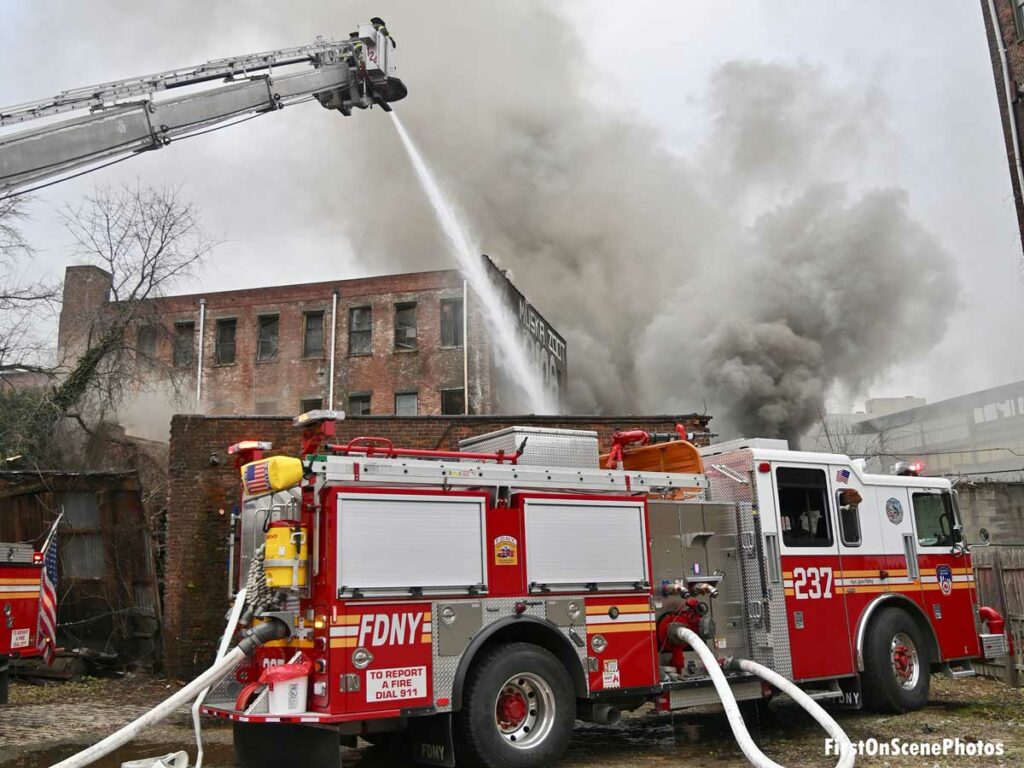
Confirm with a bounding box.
[390,113,556,415]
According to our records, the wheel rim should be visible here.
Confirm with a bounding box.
[890,632,920,690]
[494,672,556,749]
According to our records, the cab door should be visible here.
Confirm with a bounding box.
[774,464,854,680]
[910,489,980,660]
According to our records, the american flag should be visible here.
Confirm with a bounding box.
[244,461,271,494]
[835,468,851,485]
[36,520,60,665]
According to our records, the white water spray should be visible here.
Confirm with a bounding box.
[390,112,556,414]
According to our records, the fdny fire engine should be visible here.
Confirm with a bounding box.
[0,539,46,704]
[155,414,1004,768]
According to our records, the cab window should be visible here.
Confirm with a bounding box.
[837,488,862,547]
[777,467,833,548]
[913,492,957,547]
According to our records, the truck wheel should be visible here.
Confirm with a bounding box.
[0,655,9,705]
[861,608,930,713]
[456,642,575,768]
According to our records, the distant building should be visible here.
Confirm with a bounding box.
[981,0,1024,250]
[56,256,567,430]
[810,382,1024,480]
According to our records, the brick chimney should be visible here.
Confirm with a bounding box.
[58,265,113,363]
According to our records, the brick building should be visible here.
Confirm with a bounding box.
[981,0,1024,249]
[57,256,567,427]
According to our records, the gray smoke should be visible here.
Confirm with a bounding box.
[25,1,957,442]
[312,2,956,442]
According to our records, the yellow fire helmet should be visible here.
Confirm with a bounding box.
[240,456,304,496]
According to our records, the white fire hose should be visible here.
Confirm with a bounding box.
[49,617,287,768]
[676,628,855,768]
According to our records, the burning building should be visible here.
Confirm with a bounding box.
[56,256,567,435]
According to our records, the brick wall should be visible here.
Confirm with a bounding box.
[164,412,711,677]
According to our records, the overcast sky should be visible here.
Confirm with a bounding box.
[2,0,1021,416]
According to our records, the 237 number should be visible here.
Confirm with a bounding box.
[792,567,834,600]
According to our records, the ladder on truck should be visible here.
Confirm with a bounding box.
[309,454,708,495]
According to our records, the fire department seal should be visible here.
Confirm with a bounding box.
[936,564,954,596]
[885,497,903,525]
[493,535,518,566]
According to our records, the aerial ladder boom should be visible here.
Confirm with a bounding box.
[0,20,406,195]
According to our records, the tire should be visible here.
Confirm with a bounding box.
[0,656,9,706]
[456,642,575,768]
[860,608,931,713]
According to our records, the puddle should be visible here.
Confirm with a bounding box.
[1,744,235,768]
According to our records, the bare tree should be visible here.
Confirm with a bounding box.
[0,183,214,465]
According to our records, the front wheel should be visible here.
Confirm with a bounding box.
[861,608,931,713]
[456,642,575,768]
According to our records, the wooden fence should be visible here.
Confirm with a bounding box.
[972,545,1024,686]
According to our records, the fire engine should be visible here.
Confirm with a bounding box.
[0,540,45,704]
[165,414,1008,768]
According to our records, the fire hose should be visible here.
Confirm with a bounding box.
[676,627,855,768]
[49,618,289,768]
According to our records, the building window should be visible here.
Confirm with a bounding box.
[299,397,323,414]
[837,489,862,547]
[173,322,195,368]
[215,318,236,364]
[440,298,464,347]
[776,467,833,548]
[441,388,465,415]
[394,303,418,350]
[349,306,372,355]
[257,315,279,361]
[303,311,325,358]
[136,325,157,361]
[395,391,418,416]
[1015,0,1024,39]
[348,392,372,416]
[254,400,277,415]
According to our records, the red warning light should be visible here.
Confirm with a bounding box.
[757,462,771,474]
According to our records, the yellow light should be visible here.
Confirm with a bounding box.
[314,615,327,630]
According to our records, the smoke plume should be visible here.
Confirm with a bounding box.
[310,2,957,442]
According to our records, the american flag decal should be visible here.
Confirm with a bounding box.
[37,526,59,665]
[835,468,851,484]
[244,461,272,494]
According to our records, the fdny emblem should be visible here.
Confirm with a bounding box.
[936,565,953,596]
[885,497,903,525]
[494,535,518,566]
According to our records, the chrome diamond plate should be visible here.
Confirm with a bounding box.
[460,427,599,468]
[668,679,762,709]
[203,655,250,710]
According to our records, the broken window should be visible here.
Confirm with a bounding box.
[257,315,279,361]
[441,388,466,415]
[136,325,157,362]
[303,312,324,358]
[173,322,195,368]
[299,397,323,414]
[440,298,464,347]
[215,319,236,364]
[348,392,371,416]
[394,303,418,350]
[349,307,372,355]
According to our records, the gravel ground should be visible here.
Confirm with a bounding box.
[1,673,1021,767]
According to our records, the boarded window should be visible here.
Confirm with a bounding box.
[216,319,236,364]
[255,400,278,415]
[257,315,279,361]
[173,322,195,367]
[349,307,372,355]
[348,393,371,416]
[394,303,417,350]
[440,298,464,347]
[395,391,418,416]
[59,492,104,579]
[303,312,324,358]
[136,325,157,360]
[441,388,465,415]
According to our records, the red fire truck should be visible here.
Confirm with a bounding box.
[0,541,44,704]
[198,416,1010,768]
